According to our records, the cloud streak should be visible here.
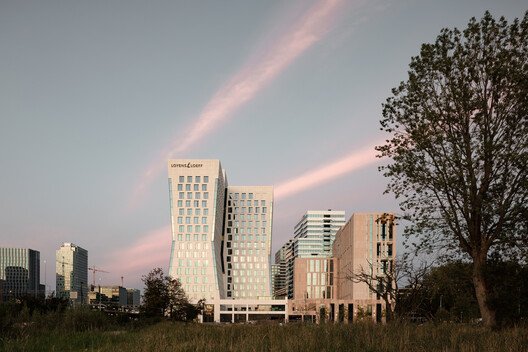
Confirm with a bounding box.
[274,143,380,200]
[132,0,347,205]
[116,143,379,285]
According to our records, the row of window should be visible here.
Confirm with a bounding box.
[176,217,208,224]
[226,240,267,248]
[225,249,264,256]
[308,259,334,273]
[228,214,267,221]
[176,200,208,208]
[178,275,209,284]
[175,268,207,276]
[176,233,208,241]
[228,192,256,200]
[176,226,209,234]
[227,256,268,263]
[226,227,267,235]
[227,206,267,214]
[230,262,267,270]
[178,208,209,216]
[228,199,266,206]
[178,192,209,200]
[174,251,208,259]
[230,274,266,282]
[230,283,266,290]
[175,259,209,267]
[306,272,334,286]
[178,176,209,183]
[177,183,208,191]
[178,242,209,250]
[180,284,213,293]
[226,222,267,230]
[226,234,267,241]
[228,291,267,298]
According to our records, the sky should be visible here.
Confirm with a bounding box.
[0,0,525,292]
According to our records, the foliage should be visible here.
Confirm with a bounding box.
[377,11,528,327]
[397,260,528,325]
[141,267,199,321]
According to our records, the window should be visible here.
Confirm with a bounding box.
[194,217,199,224]
[187,225,192,232]
[177,184,183,191]
[177,200,182,207]
[202,184,207,191]
[187,208,192,215]
[204,192,209,199]
[204,176,209,183]
[187,192,192,199]
[261,200,266,206]
[195,192,201,199]
[202,200,207,207]
[186,200,191,207]
[187,176,192,183]
[195,225,201,232]
[194,184,199,191]
[179,192,184,199]
[185,217,191,224]
[202,234,207,241]
[204,208,209,215]
[194,200,199,207]
[177,234,183,241]
[242,193,246,199]
[177,217,183,224]
[179,176,184,182]
[186,234,191,241]
[249,193,253,199]
[204,225,209,232]
[195,208,201,215]
[195,176,201,183]
[179,209,184,215]
[178,225,184,232]
[202,217,207,224]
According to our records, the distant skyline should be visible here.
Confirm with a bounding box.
[1,0,525,291]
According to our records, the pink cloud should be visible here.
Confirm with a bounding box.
[274,143,380,201]
[130,0,348,208]
[102,226,171,284]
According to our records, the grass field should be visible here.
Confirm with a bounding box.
[2,320,527,352]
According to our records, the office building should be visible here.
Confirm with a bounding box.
[56,243,88,303]
[276,210,345,299]
[127,288,141,307]
[333,213,396,301]
[167,159,273,303]
[284,212,397,323]
[0,248,41,300]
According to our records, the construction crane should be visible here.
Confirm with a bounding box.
[88,266,109,286]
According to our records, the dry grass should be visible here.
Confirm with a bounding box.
[1,321,527,352]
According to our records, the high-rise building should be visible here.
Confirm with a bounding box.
[333,213,396,301]
[276,210,345,299]
[167,159,273,303]
[56,243,88,303]
[272,243,290,298]
[0,248,41,300]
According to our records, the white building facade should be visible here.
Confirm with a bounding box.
[168,160,273,303]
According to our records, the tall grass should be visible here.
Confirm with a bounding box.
[2,321,527,352]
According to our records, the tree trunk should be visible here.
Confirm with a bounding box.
[472,256,497,328]
[385,301,392,322]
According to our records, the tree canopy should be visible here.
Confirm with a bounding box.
[377,11,528,328]
[141,267,199,321]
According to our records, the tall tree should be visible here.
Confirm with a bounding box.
[377,11,528,328]
[141,267,194,320]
